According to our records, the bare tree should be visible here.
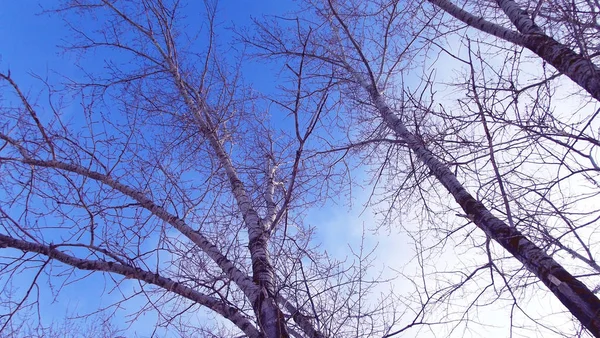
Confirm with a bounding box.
[4,0,600,337]
[249,0,600,336]
[427,0,600,101]
[0,1,410,337]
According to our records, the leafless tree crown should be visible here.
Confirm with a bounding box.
[2,0,600,337]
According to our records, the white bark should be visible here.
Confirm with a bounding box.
[8,156,260,301]
[428,0,523,44]
[148,12,288,333]
[203,130,289,338]
[495,0,544,34]
[429,0,600,101]
[126,9,289,332]
[346,65,600,336]
[0,234,262,338]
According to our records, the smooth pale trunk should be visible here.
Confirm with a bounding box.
[351,71,600,336]
[428,0,600,102]
[494,0,543,34]
[167,52,289,337]
[0,234,262,338]
[206,132,289,338]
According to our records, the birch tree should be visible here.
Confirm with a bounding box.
[0,1,406,337]
[4,0,600,337]
[427,0,600,101]
[250,0,600,336]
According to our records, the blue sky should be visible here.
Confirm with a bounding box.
[0,1,391,336]
[0,1,281,335]
[0,1,288,87]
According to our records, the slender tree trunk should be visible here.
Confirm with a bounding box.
[0,234,263,338]
[205,127,289,338]
[428,0,600,101]
[163,40,289,336]
[494,0,544,35]
[348,68,600,336]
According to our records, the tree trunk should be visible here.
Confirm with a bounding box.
[428,0,600,101]
[350,69,600,336]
